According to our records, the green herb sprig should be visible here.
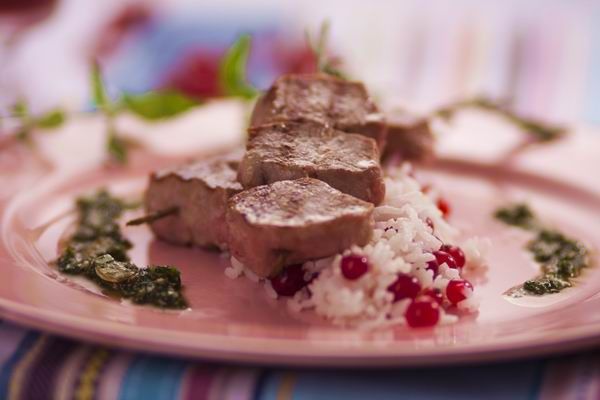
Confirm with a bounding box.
[495,203,590,296]
[91,62,127,163]
[91,62,200,163]
[306,20,346,79]
[2,102,66,143]
[122,91,198,120]
[435,97,566,143]
[218,34,259,99]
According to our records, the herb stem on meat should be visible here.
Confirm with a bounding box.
[126,206,180,226]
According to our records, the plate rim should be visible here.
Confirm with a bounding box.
[2,288,600,367]
[1,127,600,367]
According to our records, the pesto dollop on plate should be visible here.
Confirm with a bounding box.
[56,190,188,309]
[495,203,591,296]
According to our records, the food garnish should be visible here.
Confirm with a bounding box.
[494,203,537,229]
[1,101,66,144]
[435,97,567,143]
[218,34,258,99]
[56,190,188,309]
[126,206,179,226]
[305,20,346,79]
[495,203,590,295]
[91,62,200,163]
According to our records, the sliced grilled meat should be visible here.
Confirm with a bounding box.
[238,120,385,205]
[145,150,243,250]
[381,111,435,163]
[250,73,387,147]
[226,178,373,277]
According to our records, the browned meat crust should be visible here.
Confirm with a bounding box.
[381,111,435,163]
[145,150,243,250]
[226,178,374,277]
[238,120,385,205]
[250,73,387,148]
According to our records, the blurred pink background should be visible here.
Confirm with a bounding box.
[1,0,599,125]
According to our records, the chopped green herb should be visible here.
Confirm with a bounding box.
[523,276,571,295]
[122,91,199,120]
[529,230,588,280]
[56,190,188,309]
[494,203,536,229]
[495,204,591,296]
[218,34,258,99]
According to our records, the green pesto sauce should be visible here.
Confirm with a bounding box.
[495,204,590,296]
[56,190,188,309]
[494,203,536,230]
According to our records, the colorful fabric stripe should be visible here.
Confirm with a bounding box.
[0,324,598,399]
[0,331,40,399]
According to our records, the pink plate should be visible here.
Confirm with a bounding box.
[1,107,599,366]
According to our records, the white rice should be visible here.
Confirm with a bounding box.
[224,256,244,279]
[227,164,486,328]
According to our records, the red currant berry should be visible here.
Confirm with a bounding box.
[437,198,450,218]
[405,296,440,327]
[387,273,421,302]
[433,250,457,269]
[440,245,466,268]
[422,288,444,305]
[270,264,307,297]
[446,279,473,305]
[340,254,369,280]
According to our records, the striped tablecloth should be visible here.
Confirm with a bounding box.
[0,320,598,400]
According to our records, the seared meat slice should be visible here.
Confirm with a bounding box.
[226,178,373,277]
[250,73,387,147]
[145,150,243,250]
[381,111,435,163]
[238,121,385,205]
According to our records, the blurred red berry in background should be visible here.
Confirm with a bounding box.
[162,50,224,99]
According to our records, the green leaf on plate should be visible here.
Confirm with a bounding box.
[219,34,258,99]
[122,91,199,120]
[35,109,66,129]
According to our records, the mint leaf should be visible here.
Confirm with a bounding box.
[219,34,258,99]
[122,91,199,120]
[35,109,65,129]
